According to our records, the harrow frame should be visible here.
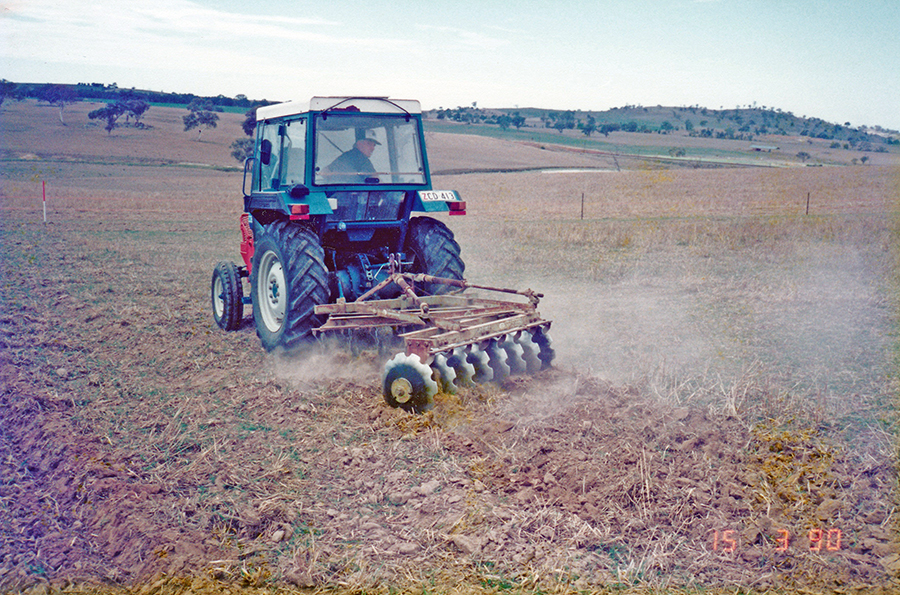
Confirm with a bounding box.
[313,272,551,363]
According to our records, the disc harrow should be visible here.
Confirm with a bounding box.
[314,271,554,412]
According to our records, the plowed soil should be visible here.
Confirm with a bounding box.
[1,100,898,594]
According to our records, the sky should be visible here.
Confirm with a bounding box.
[2,0,899,130]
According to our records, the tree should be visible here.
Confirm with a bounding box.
[122,99,150,127]
[230,138,254,162]
[511,112,525,129]
[184,98,220,140]
[497,114,512,130]
[582,115,596,137]
[187,98,222,113]
[0,79,17,108]
[241,108,257,137]
[599,123,620,137]
[229,107,258,163]
[88,103,125,135]
[40,84,78,124]
[184,110,219,139]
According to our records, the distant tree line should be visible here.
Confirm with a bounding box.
[3,81,271,112]
[425,102,896,152]
[434,105,525,129]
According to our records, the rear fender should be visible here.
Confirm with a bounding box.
[303,191,335,216]
[239,214,254,273]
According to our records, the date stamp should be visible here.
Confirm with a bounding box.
[710,528,842,553]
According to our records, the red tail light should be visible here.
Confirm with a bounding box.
[448,201,466,216]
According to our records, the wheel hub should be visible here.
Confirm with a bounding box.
[390,377,413,403]
[267,276,280,304]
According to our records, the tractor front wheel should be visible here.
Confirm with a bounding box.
[251,222,329,351]
[211,261,244,331]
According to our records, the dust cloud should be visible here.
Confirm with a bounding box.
[460,225,893,422]
[268,339,382,388]
[265,218,892,425]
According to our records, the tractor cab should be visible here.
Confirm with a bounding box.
[312,109,426,187]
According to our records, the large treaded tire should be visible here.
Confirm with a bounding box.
[211,261,243,331]
[405,216,465,295]
[251,222,329,351]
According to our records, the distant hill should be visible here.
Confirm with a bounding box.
[426,104,899,151]
[5,81,897,150]
[3,81,898,168]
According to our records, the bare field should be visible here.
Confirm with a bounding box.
[1,100,899,594]
[0,100,245,168]
[427,119,900,169]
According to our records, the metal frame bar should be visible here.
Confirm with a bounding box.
[313,272,550,361]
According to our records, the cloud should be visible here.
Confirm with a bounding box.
[415,23,509,51]
[1,0,410,72]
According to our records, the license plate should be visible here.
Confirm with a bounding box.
[418,190,459,202]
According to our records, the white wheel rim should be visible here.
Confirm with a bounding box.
[258,251,286,333]
[213,275,225,318]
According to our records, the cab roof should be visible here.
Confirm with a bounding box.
[256,97,422,122]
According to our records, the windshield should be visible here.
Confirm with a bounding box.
[313,114,426,186]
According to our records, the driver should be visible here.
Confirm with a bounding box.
[325,131,380,183]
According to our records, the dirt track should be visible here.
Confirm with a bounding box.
[1,101,898,593]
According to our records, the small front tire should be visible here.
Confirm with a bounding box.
[212,261,244,331]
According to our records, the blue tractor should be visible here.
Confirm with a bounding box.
[212,97,552,412]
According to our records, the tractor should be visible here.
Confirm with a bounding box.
[212,97,553,412]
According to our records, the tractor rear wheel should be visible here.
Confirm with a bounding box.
[251,222,329,351]
[211,261,243,331]
[405,217,465,294]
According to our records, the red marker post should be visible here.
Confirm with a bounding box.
[42,180,47,223]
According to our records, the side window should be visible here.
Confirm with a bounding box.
[280,118,307,186]
[257,123,282,191]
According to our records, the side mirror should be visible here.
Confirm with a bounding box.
[289,184,310,198]
[260,139,272,165]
